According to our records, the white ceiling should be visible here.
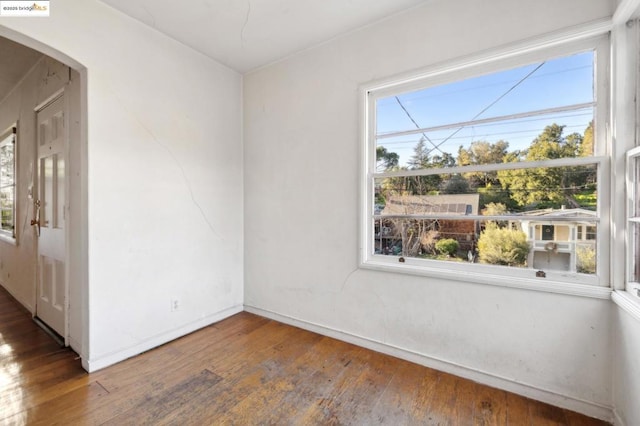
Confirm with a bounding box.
[98,0,429,73]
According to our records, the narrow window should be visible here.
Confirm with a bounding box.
[626,147,640,297]
[0,126,16,241]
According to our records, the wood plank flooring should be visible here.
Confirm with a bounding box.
[0,286,609,425]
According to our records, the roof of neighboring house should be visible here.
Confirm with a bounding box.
[521,208,596,218]
[381,194,480,216]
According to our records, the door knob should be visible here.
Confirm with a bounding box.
[32,199,41,236]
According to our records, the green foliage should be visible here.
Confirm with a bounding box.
[497,124,595,208]
[457,140,509,186]
[441,174,471,194]
[526,124,578,159]
[576,245,596,274]
[579,121,594,157]
[431,152,456,168]
[405,138,455,194]
[477,185,519,212]
[482,203,511,228]
[573,190,597,209]
[435,238,459,256]
[1,209,12,229]
[482,202,507,216]
[378,173,439,199]
[375,121,597,212]
[477,223,529,266]
[376,146,399,171]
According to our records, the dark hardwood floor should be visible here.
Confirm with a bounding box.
[0,286,609,425]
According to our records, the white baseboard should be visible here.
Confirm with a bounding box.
[68,336,83,356]
[245,305,613,423]
[614,409,626,426]
[85,304,243,372]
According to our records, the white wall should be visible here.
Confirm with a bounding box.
[613,308,640,425]
[244,0,615,419]
[0,0,244,370]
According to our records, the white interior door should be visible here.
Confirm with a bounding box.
[35,94,67,338]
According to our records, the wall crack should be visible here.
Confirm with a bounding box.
[241,0,251,46]
[340,268,358,291]
[110,88,222,240]
[140,4,157,28]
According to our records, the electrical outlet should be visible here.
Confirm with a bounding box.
[171,299,179,312]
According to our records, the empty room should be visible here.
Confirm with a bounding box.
[1,0,639,424]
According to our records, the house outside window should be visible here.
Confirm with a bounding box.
[362,33,609,290]
[0,126,16,242]
[541,225,555,241]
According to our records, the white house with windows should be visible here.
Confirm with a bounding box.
[517,208,597,273]
[1,0,640,424]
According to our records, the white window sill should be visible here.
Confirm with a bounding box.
[0,233,17,246]
[361,258,611,300]
[612,290,640,323]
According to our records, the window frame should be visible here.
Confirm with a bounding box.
[626,146,640,299]
[609,17,640,319]
[360,31,611,297]
[0,125,17,245]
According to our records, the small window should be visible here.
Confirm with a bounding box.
[362,36,608,288]
[0,126,16,241]
[626,146,640,298]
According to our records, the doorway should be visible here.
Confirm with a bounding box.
[0,32,87,363]
[34,93,67,340]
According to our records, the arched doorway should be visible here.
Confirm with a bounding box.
[0,29,87,367]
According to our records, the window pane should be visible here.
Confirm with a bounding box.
[374,215,479,259]
[633,156,640,217]
[631,222,640,283]
[375,164,598,214]
[0,143,14,187]
[0,130,15,236]
[373,164,598,274]
[373,212,597,275]
[378,52,593,134]
[0,187,14,231]
[375,52,595,170]
[530,227,597,275]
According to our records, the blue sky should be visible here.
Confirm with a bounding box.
[376,51,594,167]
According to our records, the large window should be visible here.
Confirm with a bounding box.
[362,36,609,288]
[0,126,16,241]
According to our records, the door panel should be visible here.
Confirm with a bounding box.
[35,95,66,337]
